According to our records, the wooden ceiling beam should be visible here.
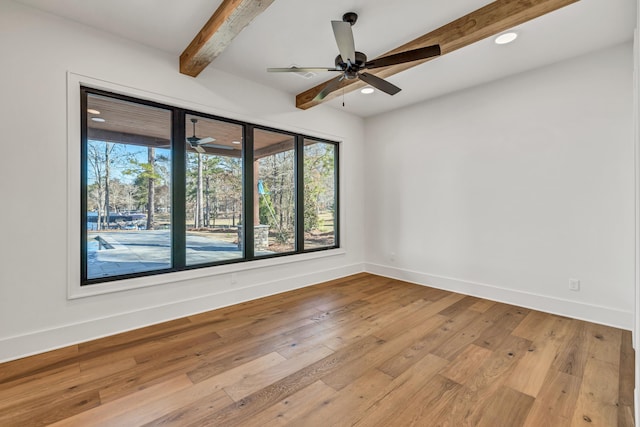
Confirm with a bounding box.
[296,0,579,110]
[180,0,275,78]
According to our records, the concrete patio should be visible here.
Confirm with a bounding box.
[87,230,246,279]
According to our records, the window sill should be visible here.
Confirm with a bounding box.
[68,247,346,299]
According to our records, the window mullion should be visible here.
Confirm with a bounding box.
[295,135,305,253]
[172,111,186,269]
[244,125,255,259]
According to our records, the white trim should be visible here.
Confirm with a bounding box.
[0,263,365,363]
[70,248,347,299]
[365,263,634,330]
[634,0,640,421]
[66,71,347,299]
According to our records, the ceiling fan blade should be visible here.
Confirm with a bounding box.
[313,74,345,102]
[194,145,205,153]
[205,144,235,151]
[365,45,441,70]
[197,137,215,144]
[268,67,339,73]
[331,21,356,64]
[358,73,401,96]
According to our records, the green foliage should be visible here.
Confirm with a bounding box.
[303,142,335,232]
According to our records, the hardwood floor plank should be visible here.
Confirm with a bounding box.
[380,374,462,427]
[141,389,232,426]
[619,330,635,427]
[190,335,385,426]
[377,307,480,378]
[49,375,193,426]
[241,380,336,427]
[440,343,494,384]
[551,320,589,378]
[431,312,494,361]
[476,386,535,427]
[288,369,393,426]
[570,358,620,426]
[523,369,582,427]
[78,318,192,354]
[0,389,101,427]
[0,345,79,385]
[224,345,333,401]
[374,292,466,342]
[504,336,563,397]
[0,363,82,409]
[321,314,447,391]
[511,309,557,340]
[481,302,530,332]
[431,334,533,425]
[438,295,481,317]
[351,354,450,426]
[584,322,623,365]
[186,351,287,396]
[0,357,135,411]
[0,273,632,426]
[469,298,496,313]
[321,298,431,350]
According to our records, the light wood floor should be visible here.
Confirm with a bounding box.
[0,273,634,426]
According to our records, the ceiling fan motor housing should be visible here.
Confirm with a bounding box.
[342,12,358,25]
[335,51,367,75]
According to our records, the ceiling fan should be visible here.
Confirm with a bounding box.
[186,118,233,153]
[267,12,441,101]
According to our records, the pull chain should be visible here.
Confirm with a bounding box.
[342,87,345,107]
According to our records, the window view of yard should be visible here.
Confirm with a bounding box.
[185,114,244,266]
[254,129,296,255]
[304,139,336,249]
[84,91,338,283]
[86,94,173,279]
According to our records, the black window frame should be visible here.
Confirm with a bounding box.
[81,87,340,286]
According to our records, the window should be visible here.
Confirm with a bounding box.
[304,139,337,249]
[84,93,173,280]
[81,88,339,285]
[254,129,296,255]
[185,114,244,266]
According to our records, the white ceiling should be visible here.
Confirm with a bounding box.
[14,0,637,117]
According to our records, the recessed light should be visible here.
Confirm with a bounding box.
[87,109,100,114]
[232,141,241,145]
[361,87,374,94]
[495,32,518,45]
[91,117,106,123]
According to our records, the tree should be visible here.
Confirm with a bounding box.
[124,148,168,230]
[186,153,241,229]
[86,140,129,230]
[257,150,295,243]
[303,142,335,232]
[87,141,106,230]
[146,147,156,229]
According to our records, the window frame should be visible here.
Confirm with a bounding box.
[79,86,340,287]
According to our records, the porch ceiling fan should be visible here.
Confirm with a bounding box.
[186,118,232,153]
[267,12,441,101]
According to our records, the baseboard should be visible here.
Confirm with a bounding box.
[365,263,633,330]
[0,263,365,363]
[633,390,640,425]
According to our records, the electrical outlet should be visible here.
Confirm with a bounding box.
[390,252,396,261]
[569,278,580,291]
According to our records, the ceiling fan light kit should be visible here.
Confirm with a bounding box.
[268,11,441,102]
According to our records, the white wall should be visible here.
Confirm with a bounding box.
[0,2,366,362]
[364,43,635,329]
